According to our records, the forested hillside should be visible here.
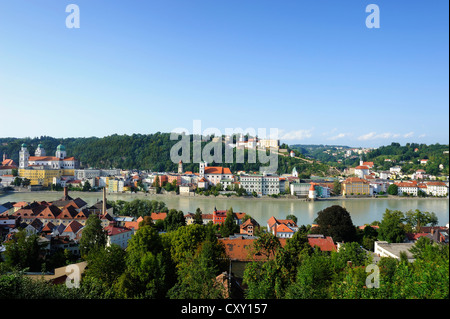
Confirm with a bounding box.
[0,134,330,176]
[364,143,449,175]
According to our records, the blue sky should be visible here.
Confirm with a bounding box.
[0,0,448,147]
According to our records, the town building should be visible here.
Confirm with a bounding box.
[18,144,77,187]
[307,234,337,252]
[239,173,280,196]
[426,181,448,197]
[374,241,415,262]
[342,177,372,196]
[104,221,135,249]
[240,218,260,236]
[199,161,233,186]
[267,216,298,238]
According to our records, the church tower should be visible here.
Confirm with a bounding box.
[199,161,206,178]
[178,160,183,174]
[292,167,298,178]
[308,183,317,201]
[35,144,46,157]
[19,143,29,169]
[56,144,67,159]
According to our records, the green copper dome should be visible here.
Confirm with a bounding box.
[21,143,27,148]
[57,144,66,151]
[38,144,43,148]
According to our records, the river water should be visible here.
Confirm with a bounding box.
[1,191,448,227]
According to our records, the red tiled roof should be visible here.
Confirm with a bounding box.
[1,159,17,167]
[124,216,143,230]
[29,156,60,161]
[42,222,56,232]
[13,201,28,208]
[343,177,369,184]
[151,212,167,221]
[63,220,83,234]
[220,237,288,261]
[276,224,294,233]
[426,181,447,186]
[204,167,232,175]
[104,224,133,236]
[308,236,336,251]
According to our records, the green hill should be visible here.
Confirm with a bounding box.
[0,134,330,176]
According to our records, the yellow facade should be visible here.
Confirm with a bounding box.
[19,168,74,187]
[342,182,370,196]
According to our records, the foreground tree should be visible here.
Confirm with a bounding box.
[378,209,406,243]
[3,230,45,272]
[79,214,107,258]
[312,205,357,242]
[114,225,174,298]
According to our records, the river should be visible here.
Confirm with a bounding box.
[1,191,448,227]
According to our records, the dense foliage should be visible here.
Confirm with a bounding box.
[0,135,330,175]
[0,205,447,299]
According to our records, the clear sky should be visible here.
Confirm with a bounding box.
[0,0,448,148]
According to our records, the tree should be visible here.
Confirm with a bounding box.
[164,209,186,232]
[84,244,126,287]
[286,214,298,225]
[82,180,92,192]
[115,225,174,298]
[12,177,23,187]
[220,208,239,238]
[405,209,438,232]
[378,209,406,243]
[253,232,281,260]
[22,178,31,187]
[3,230,45,272]
[167,240,227,299]
[193,208,203,225]
[79,214,107,258]
[333,179,341,195]
[387,184,398,195]
[312,205,357,242]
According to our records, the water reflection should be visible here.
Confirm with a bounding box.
[1,192,448,227]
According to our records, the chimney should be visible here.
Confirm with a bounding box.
[102,187,107,215]
[2,152,6,162]
[63,186,68,199]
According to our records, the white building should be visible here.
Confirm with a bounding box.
[267,216,298,239]
[395,182,419,196]
[239,174,280,196]
[390,166,402,174]
[104,222,135,249]
[355,165,370,179]
[426,182,449,197]
[374,241,415,262]
[20,144,77,170]
[199,161,233,186]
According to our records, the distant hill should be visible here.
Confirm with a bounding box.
[0,134,330,176]
[290,142,449,176]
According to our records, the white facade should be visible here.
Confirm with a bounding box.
[390,166,402,174]
[426,183,449,197]
[107,228,135,249]
[240,174,280,196]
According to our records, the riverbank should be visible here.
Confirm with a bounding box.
[2,189,448,226]
[1,189,448,202]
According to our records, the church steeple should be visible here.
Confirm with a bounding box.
[35,144,46,157]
